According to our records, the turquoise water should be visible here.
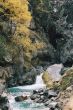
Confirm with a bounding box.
[7,85,48,110]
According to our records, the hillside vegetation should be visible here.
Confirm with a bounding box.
[0,0,49,70]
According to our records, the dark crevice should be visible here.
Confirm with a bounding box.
[48,25,63,49]
[63,60,73,67]
[0,61,13,67]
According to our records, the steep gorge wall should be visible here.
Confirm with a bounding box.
[0,0,55,87]
[30,0,73,66]
[0,0,73,87]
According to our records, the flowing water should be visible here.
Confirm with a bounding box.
[7,73,49,110]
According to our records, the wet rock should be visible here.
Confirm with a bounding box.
[44,100,50,106]
[33,89,44,94]
[0,95,8,104]
[43,90,48,97]
[49,101,58,109]
[30,94,40,100]
[33,90,38,94]
[15,96,28,102]
[34,98,42,103]
[48,90,57,98]
[42,90,57,98]
[2,106,9,110]
[0,95,9,110]
[31,88,59,108]
[40,95,44,101]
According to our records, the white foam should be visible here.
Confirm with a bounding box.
[11,73,45,91]
[8,73,46,110]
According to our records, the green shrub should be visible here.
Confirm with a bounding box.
[59,68,73,90]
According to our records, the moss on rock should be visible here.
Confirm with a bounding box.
[59,67,73,90]
[42,71,54,88]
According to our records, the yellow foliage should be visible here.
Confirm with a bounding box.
[0,0,46,51]
[16,24,30,36]
[12,35,45,52]
[0,0,47,68]
[0,0,32,39]
[1,0,32,23]
[42,71,54,88]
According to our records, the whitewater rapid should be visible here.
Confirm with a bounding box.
[7,73,47,110]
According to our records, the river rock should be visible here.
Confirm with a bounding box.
[48,90,57,98]
[15,96,28,102]
[33,90,38,94]
[30,94,40,100]
[34,98,42,103]
[43,89,57,99]
[49,101,58,109]
[0,95,9,110]
[30,88,59,109]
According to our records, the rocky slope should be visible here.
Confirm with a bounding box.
[30,0,73,65]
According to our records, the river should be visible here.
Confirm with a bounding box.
[7,73,49,110]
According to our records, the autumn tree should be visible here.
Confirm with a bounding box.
[0,0,46,69]
[0,0,32,39]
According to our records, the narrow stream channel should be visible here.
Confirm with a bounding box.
[7,74,49,110]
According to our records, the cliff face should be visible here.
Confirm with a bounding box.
[30,0,73,65]
[0,0,73,88]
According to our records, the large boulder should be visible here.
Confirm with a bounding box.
[42,64,63,88]
[46,64,63,81]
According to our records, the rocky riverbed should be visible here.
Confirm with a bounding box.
[7,85,73,110]
[30,89,61,110]
[1,64,73,110]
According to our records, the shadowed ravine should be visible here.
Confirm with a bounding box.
[1,0,73,110]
